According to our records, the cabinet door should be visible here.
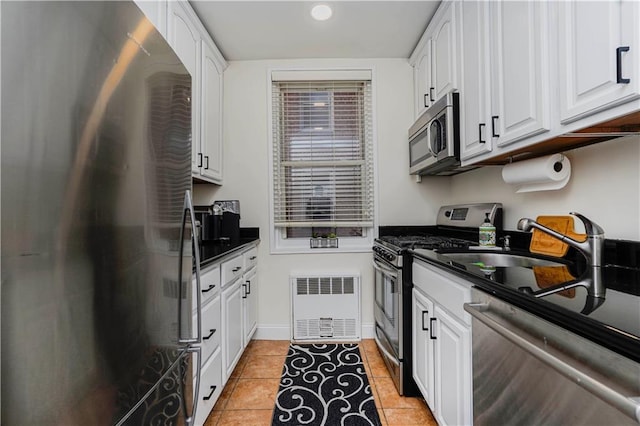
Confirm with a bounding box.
[201,295,221,364]
[433,305,471,426]
[242,268,258,344]
[222,280,243,381]
[412,289,435,410]
[558,0,640,124]
[414,45,432,118]
[194,348,222,426]
[133,0,167,37]
[167,1,201,173]
[490,1,550,147]
[431,1,458,102]
[200,38,224,183]
[459,0,493,160]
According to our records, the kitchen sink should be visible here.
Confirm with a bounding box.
[437,251,567,268]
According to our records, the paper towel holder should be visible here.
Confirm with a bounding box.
[501,153,571,193]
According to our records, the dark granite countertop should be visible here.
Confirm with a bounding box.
[196,227,259,269]
[378,225,640,363]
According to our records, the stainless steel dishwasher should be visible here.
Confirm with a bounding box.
[464,288,640,425]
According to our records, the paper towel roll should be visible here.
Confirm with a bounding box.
[501,154,571,193]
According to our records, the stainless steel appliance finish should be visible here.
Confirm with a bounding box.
[373,255,403,382]
[372,203,502,396]
[408,91,476,176]
[465,289,640,425]
[1,2,202,424]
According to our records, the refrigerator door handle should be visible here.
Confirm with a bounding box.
[183,346,202,426]
[179,190,202,344]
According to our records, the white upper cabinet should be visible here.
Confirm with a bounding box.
[489,1,551,147]
[414,46,433,118]
[134,0,168,36]
[458,1,493,160]
[167,2,199,77]
[166,0,227,184]
[431,1,458,103]
[167,1,201,174]
[200,39,224,183]
[558,0,640,124]
[410,0,459,119]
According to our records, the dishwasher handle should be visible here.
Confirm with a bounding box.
[464,302,640,424]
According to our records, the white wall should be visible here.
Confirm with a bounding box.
[447,135,640,240]
[195,56,640,339]
[194,58,449,338]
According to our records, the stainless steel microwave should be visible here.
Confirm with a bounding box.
[408,91,476,176]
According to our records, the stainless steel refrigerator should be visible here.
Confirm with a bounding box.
[1,1,203,424]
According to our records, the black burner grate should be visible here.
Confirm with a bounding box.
[378,235,473,250]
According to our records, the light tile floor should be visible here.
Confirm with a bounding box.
[204,339,438,426]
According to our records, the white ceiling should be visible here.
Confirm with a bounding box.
[189,1,441,61]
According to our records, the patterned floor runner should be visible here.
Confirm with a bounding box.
[272,343,382,426]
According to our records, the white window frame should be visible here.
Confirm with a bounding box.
[267,67,379,254]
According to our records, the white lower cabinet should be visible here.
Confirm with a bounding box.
[412,289,435,409]
[222,277,244,381]
[194,347,222,426]
[193,243,259,424]
[242,267,258,343]
[412,259,472,426]
[433,305,471,426]
[201,295,221,362]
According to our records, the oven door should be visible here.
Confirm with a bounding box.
[373,256,401,357]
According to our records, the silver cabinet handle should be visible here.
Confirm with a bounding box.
[178,190,202,344]
[249,256,257,260]
[232,266,241,272]
[464,302,640,423]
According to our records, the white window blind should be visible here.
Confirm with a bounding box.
[272,79,374,234]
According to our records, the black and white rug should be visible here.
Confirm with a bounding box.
[272,343,382,426]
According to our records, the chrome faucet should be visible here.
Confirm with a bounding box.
[517,212,606,303]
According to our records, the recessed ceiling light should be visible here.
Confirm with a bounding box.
[311,4,332,21]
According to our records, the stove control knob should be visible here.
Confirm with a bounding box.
[385,253,395,261]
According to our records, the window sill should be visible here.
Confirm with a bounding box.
[270,246,373,255]
[270,234,374,255]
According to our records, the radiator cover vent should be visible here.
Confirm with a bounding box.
[291,274,360,341]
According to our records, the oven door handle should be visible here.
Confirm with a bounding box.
[374,335,400,368]
[372,258,399,280]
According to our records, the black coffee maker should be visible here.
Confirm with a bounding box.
[194,200,240,244]
[212,200,240,243]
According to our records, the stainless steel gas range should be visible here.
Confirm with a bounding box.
[372,203,502,396]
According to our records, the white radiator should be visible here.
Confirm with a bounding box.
[291,274,361,341]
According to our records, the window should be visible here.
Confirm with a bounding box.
[270,70,375,252]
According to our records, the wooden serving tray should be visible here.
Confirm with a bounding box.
[529,215,586,257]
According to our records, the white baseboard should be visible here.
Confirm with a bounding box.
[254,323,376,340]
[361,322,375,339]
[254,324,291,340]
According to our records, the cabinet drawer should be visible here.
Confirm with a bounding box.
[243,247,258,271]
[221,255,244,288]
[201,296,221,363]
[198,264,220,307]
[194,348,222,426]
[413,260,471,324]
